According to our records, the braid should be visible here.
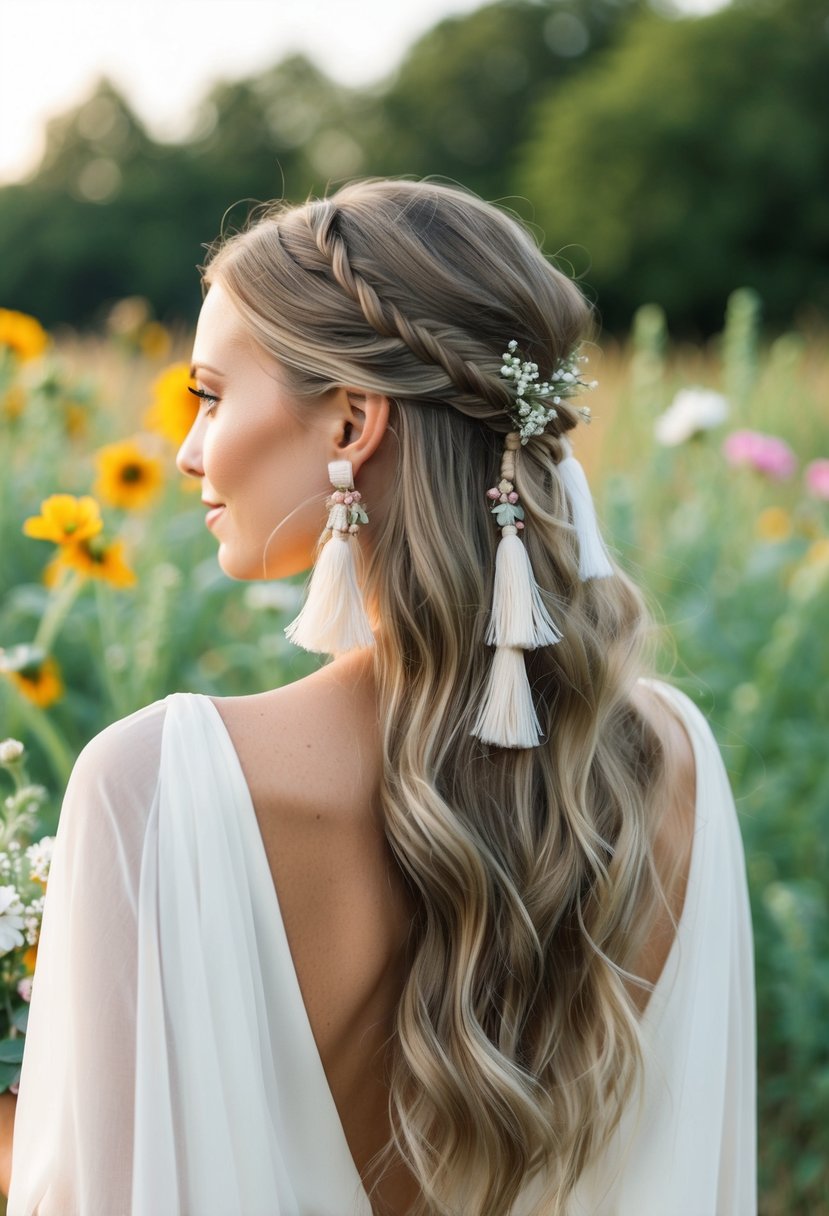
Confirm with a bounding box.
[307,202,518,418]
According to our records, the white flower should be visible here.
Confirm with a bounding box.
[0,740,24,764]
[26,836,55,884]
[654,387,729,446]
[0,885,25,956]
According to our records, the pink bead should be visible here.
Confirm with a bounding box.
[351,490,361,501]
[343,494,354,504]
[332,491,345,503]
[508,491,519,503]
[486,487,500,500]
[516,521,525,530]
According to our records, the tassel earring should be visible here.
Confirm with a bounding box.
[283,459,376,655]
[471,433,563,749]
[556,437,614,580]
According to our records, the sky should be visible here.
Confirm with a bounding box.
[1,0,731,184]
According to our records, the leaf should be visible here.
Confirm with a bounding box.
[0,1038,25,1065]
[0,1061,20,1093]
[11,1005,29,1034]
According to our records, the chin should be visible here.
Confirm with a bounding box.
[217,545,314,582]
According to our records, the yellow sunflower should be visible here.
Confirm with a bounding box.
[5,656,64,708]
[93,438,164,510]
[144,362,198,446]
[23,494,103,545]
[55,535,138,588]
[0,309,48,361]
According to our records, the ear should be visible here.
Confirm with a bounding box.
[331,388,390,475]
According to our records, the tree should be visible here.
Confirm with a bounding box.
[516,0,829,334]
[367,0,637,201]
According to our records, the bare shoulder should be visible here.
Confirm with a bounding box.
[208,646,382,827]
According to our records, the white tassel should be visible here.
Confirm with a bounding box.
[283,459,375,655]
[557,440,614,579]
[470,646,543,748]
[484,526,562,648]
[284,533,375,654]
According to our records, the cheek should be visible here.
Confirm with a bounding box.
[205,415,322,526]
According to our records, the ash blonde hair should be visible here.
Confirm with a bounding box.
[201,179,681,1215]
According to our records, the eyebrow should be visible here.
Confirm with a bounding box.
[189,363,226,378]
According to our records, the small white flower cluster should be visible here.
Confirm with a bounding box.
[0,884,25,956]
[0,739,24,765]
[500,340,598,445]
[653,386,729,447]
[24,896,45,947]
[26,837,54,885]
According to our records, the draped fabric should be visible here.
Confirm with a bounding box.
[8,679,756,1215]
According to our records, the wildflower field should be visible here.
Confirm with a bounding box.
[0,291,827,1213]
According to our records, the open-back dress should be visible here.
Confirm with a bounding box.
[7,678,757,1215]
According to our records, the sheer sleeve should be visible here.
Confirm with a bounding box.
[7,699,167,1216]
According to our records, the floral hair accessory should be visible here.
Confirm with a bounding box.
[500,339,597,444]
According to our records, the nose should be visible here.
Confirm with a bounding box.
[176,422,204,480]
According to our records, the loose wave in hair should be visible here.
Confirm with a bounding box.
[200,179,682,1216]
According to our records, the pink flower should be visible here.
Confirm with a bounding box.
[17,976,33,1003]
[722,429,797,480]
[804,458,829,501]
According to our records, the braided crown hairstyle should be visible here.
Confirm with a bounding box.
[202,179,676,1216]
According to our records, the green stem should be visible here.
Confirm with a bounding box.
[32,567,85,654]
[94,582,129,718]
[12,696,75,791]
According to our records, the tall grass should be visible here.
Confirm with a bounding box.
[0,292,827,1212]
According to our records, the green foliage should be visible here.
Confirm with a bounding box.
[1,294,827,1209]
[363,0,627,200]
[0,340,320,809]
[517,0,829,333]
[3,0,826,335]
[597,290,829,1214]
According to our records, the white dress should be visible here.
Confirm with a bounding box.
[7,678,757,1215]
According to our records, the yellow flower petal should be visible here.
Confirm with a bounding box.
[93,438,164,510]
[59,536,138,588]
[0,309,49,361]
[5,656,64,708]
[144,362,198,447]
[23,494,103,545]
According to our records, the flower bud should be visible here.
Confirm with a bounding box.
[0,740,24,765]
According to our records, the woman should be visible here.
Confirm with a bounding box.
[5,178,756,1215]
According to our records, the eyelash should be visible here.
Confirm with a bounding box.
[188,386,219,415]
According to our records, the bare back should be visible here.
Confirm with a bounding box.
[209,655,696,1215]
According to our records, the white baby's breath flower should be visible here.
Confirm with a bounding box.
[26,836,55,884]
[654,387,729,446]
[0,739,24,764]
[0,885,26,956]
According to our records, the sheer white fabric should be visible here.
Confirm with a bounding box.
[8,678,756,1215]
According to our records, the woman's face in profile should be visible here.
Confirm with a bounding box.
[177,280,335,581]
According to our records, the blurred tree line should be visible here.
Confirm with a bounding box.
[0,0,825,337]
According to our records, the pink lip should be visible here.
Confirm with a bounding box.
[205,505,225,530]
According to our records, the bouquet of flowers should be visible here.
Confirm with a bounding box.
[0,738,54,1095]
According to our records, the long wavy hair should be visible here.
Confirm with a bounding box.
[200,179,682,1216]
